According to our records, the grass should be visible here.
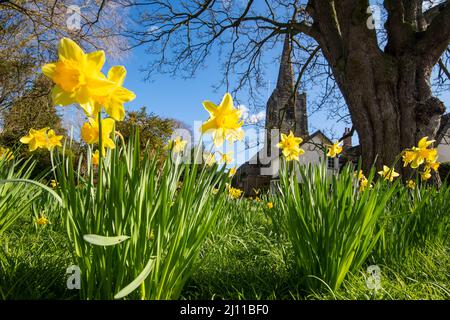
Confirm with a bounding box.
[2,193,447,300]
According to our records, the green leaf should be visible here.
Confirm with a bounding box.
[0,178,63,206]
[114,257,156,299]
[83,234,130,246]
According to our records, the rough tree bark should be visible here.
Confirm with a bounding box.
[301,0,450,173]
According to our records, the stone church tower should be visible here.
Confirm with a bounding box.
[232,35,309,195]
[265,35,308,151]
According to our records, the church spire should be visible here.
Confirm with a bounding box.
[276,35,295,91]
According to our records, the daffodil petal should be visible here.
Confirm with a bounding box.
[58,38,85,61]
[107,65,127,86]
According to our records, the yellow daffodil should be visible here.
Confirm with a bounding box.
[412,147,437,168]
[20,128,63,152]
[81,117,115,154]
[420,168,432,181]
[417,136,435,149]
[378,165,400,182]
[227,186,243,199]
[359,176,370,192]
[46,129,63,150]
[218,151,233,164]
[276,131,304,161]
[0,147,14,161]
[36,215,49,226]
[20,128,50,151]
[326,141,343,158]
[402,150,416,167]
[82,66,136,120]
[50,180,58,189]
[42,38,116,107]
[164,136,187,154]
[354,170,364,180]
[92,150,100,166]
[267,202,273,209]
[228,167,237,177]
[203,152,216,167]
[200,93,245,147]
[425,160,439,172]
[406,180,416,189]
[403,137,438,169]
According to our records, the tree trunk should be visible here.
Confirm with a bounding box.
[305,0,449,177]
[332,52,445,175]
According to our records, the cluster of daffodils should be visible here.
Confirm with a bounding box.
[162,92,245,196]
[373,136,440,187]
[276,131,305,161]
[20,128,63,152]
[199,93,244,171]
[200,93,244,196]
[21,38,135,162]
[402,137,439,181]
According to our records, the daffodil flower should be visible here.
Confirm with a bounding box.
[276,131,304,162]
[421,168,432,181]
[377,165,400,182]
[406,180,416,189]
[227,186,243,199]
[201,93,245,147]
[81,117,116,154]
[203,152,216,167]
[42,38,116,107]
[228,167,237,177]
[165,136,187,154]
[47,129,63,150]
[218,151,233,164]
[81,66,136,121]
[50,180,58,189]
[326,141,343,158]
[36,215,49,226]
[20,128,50,151]
[92,150,100,166]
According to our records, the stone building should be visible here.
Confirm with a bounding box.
[232,36,338,195]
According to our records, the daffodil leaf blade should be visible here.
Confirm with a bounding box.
[83,234,130,246]
[114,257,156,299]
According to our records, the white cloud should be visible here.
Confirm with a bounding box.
[238,105,265,125]
[237,104,249,120]
[247,111,266,125]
